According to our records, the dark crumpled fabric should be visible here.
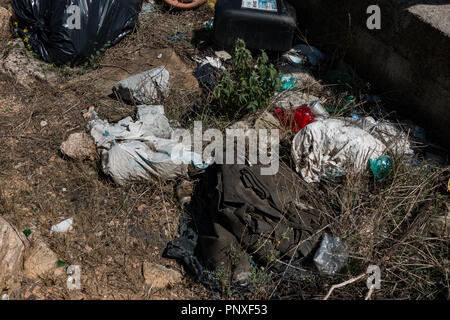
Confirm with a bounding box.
[166,163,324,286]
[12,0,143,65]
[164,217,222,292]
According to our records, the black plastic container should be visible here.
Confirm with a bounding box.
[214,0,297,52]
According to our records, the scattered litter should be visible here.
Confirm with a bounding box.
[351,116,414,156]
[40,120,48,127]
[168,164,324,286]
[282,52,304,65]
[309,101,329,117]
[275,105,315,134]
[207,0,217,10]
[193,57,224,88]
[279,75,298,91]
[85,106,209,185]
[112,66,170,105]
[157,53,163,59]
[12,0,144,64]
[50,218,74,234]
[274,91,320,110]
[291,118,411,183]
[214,0,296,51]
[56,260,67,268]
[215,50,232,61]
[205,19,214,30]
[313,233,349,275]
[140,1,157,15]
[23,228,31,237]
[164,218,222,292]
[194,56,225,70]
[370,155,393,180]
[1,294,9,300]
[285,44,325,68]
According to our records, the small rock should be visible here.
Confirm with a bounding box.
[0,7,12,40]
[142,262,182,289]
[23,241,58,280]
[60,132,97,161]
[0,217,27,291]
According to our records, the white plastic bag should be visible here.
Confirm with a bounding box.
[86,105,207,185]
[112,66,170,105]
[291,117,413,183]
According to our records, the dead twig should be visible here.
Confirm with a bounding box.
[323,273,367,300]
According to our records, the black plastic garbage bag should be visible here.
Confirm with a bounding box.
[12,0,144,65]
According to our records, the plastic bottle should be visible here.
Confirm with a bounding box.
[369,155,392,180]
[309,101,329,117]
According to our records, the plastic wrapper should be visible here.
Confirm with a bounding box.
[313,233,349,275]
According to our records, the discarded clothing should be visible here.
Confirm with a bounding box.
[164,217,222,292]
[186,163,324,280]
[13,0,144,65]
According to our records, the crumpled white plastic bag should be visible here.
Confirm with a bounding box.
[86,105,207,185]
[112,66,170,105]
[291,117,413,183]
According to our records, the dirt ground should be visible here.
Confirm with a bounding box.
[0,0,448,300]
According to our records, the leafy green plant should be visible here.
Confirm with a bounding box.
[214,39,281,117]
[82,41,111,71]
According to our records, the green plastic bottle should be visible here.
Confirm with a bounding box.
[369,155,392,180]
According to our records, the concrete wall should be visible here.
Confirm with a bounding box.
[291,0,450,150]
